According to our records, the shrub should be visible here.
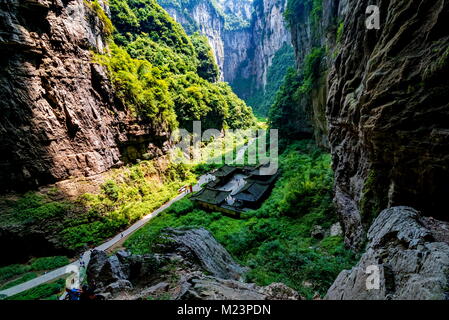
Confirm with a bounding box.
[6,279,65,300]
[12,192,71,223]
[29,256,70,271]
[0,273,38,291]
[0,265,31,282]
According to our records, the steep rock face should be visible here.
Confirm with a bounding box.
[222,27,252,84]
[287,0,346,147]
[216,0,254,23]
[326,207,449,300]
[163,1,226,78]
[326,0,449,247]
[250,0,291,89]
[0,0,168,191]
[288,0,449,247]
[159,0,291,99]
[87,228,300,300]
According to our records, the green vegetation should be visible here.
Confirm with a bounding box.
[4,279,66,301]
[29,256,70,271]
[84,0,114,36]
[0,264,31,283]
[0,273,38,291]
[125,140,357,298]
[268,47,324,143]
[0,256,69,292]
[191,32,221,82]
[336,21,344,44]
[95,0,255,131]
[285,0,323,27]
[61,161,197,251]
[268,68,303,141]
[246,45,296,117]
[298,47,325,94]
[7,192,71,223]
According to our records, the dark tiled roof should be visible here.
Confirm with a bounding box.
[190,188,231,205]
[212,165,238,178]
[247,162,278,177]
[234,182,270,203]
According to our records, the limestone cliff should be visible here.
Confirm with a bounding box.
[327,0,449,247]
[0,0,169,192]
[161,0,226,78]
[158,0,292,108]
[250,0,291,89]
[286,0,449,248]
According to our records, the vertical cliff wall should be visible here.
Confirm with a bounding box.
[287,0,449,248]
[251,0,291,89]
[327,0,449,247]
[159,0,292,114]
[0,0,168,191]
[162,0,227,79]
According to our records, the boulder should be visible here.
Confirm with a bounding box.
[260,283,301,300]
[178,276,300,301]
[154,228,248,280]
[105,280,133,294]
[87,250,130,291]
[325,207,449,300]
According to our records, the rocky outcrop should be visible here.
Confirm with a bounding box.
[179,276,299,300]
[0,0,170,191]
[286,0,346,148]
[250,0,291,89]
[87,228,299,300]
[154,228,248,280]
[326,207,449,300]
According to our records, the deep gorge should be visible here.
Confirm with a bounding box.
[0,0,448,301]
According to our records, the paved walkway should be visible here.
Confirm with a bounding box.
[0,174,211,298]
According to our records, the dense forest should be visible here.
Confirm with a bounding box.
[100,0,256,130]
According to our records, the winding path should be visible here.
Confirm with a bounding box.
[0,174,211,298]
[0,139,258,299]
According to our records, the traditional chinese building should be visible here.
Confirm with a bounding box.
[190,163,279,217]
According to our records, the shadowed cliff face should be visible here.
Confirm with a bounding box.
[286,0,449,248]
[0,0,168,192]
[327,0,449,246]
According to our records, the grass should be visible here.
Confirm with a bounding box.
[0,256,69,288]
[0,273,38,290]
[125,140,358,299]
[4,279,66,301]
[29,256,70,271]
